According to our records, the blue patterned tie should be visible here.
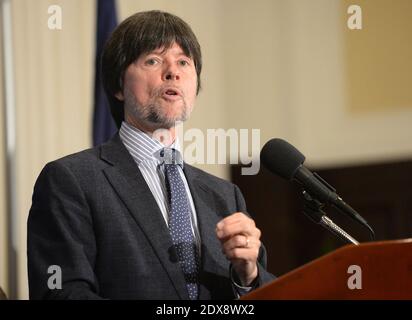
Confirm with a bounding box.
[162,148,199,300]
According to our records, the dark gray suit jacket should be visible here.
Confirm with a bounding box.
[27,135,275,299]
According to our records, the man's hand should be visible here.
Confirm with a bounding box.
[216,212,261,286]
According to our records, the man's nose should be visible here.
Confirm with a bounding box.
[163,64,180,81]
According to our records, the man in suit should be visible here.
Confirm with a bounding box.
[28,10,275,300]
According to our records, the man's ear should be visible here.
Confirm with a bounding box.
[115,91,124,101]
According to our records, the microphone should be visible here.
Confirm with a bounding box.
[260,138,375,239]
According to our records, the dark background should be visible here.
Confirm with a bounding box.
[231,160,412,276]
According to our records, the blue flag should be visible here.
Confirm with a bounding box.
[93,0,118,146]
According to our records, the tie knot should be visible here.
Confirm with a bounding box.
[160,148,183,166]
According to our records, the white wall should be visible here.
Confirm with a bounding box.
[0,5,8,295]
[286,0,412,168]
[9,0,94,299]
[222,0,412,168]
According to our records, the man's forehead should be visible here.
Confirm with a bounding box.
[145,43,188,56]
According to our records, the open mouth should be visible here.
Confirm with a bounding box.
[161,88,182,101]
[165,89,178,96]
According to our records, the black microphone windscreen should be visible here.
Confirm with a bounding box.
[260,138,305,180]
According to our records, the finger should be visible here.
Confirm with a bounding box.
[217,212,248,228]
[221,234,250,252]
[217,220,259,240]
[222,235,261,255]
[222,245,260,261]
[217,221,249,240]
[216,212,256,236]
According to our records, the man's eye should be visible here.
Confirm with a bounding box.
[145,58,158,66]
[179,60,190,66]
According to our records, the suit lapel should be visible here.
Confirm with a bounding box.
[100,135,189,299]
[183,164,232,299]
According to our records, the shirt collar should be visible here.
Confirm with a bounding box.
[119,121,183,167]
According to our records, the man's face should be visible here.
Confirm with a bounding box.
[116,42,198,131]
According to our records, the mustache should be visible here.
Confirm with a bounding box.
[152,85,184,98]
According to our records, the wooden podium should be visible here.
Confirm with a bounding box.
[242,239,412,299]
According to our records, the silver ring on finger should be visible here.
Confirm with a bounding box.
[244,235,250,248]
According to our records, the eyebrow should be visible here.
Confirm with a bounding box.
[145,49,190,58]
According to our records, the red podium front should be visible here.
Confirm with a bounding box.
[242,239,412,299]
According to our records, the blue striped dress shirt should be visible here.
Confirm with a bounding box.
[119,121,201,249]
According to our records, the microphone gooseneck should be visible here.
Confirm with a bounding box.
[260,138,375,241]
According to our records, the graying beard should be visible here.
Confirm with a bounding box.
[145,103,188,129]
[124,89,190,129]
